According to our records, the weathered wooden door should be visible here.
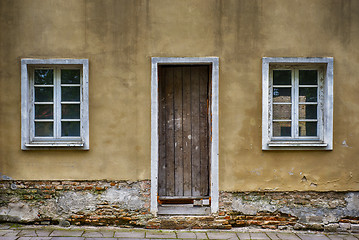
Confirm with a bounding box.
[158,65,210,200]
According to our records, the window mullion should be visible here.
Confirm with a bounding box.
[55,67,61,139]
[293,69,299,138]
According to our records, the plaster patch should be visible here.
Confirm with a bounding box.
[231,197,277,215]
[345,192,359,215]
[57,192,97,214]
[101,187,145,210]
[342,140,350,147]
[0,202,38,222]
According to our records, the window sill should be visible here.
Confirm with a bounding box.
[268,141,328,147]
[25,142,84,148]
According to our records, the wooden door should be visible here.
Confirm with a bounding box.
[158,65,210,199]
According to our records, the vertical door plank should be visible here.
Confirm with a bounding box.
[199,66,209,196]
[182,67,192,196]
[158,67,167,196]
[165,67,175,196]
[191,66,201,196]
[173,67,184,196]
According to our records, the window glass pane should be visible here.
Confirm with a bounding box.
[35,122,53,137]
[299,104,317,119]
[62,104,80,119]
[34,69,53,85]
[62,121,80,136]
[273,104,291,120]
[299,122,317,136]
[35,104,53,119]
[273,70,291,85]
[299,70,317,85]
[273,87,291,102]
[273,122,291,137]
[61,87,80,101]
[35,87,53,102]
[61,69,80,84]
[299,87,317,102]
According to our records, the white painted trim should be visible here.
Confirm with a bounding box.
[21,58,89,150]
[150,57,219,215]
[262,57,333,150]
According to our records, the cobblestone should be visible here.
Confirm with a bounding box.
[1,224,359,239]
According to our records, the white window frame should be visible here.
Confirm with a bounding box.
[21,59,89,150]
[262,57,333,150]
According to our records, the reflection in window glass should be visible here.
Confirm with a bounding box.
[62,121,80,136]
[61,69,80,84]
[299,87,317,102]
[35,87,53,102]
[273,70,291,85]
[62,104,80,119]
[273,122,291,137]
[61,87,80,101]
[35,104,53,119]
[273,104,291,120]
[299,70,317,85]
[299,104,317,119]
[299,122,317,136]
[273,87,291,102]
[34,69,53,85]
[35,122,53,137]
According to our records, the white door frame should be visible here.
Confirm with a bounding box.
[150,57,219,215]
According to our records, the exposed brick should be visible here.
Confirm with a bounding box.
[1,180,358,230]
[235,220,247,226]
[247,220,263,225]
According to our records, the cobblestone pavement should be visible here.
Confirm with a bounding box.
[0,224,359,240]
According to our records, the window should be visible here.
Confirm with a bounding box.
[262,57,333,150]
[21,59,89,150]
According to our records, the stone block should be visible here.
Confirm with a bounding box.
[308,216,323,223]
[207,232,237,239]
[339,222,351,230]
[146,230,176,238]
[50,230,84,237]
[324,223,339,232]
[306,223,324,231]
[293,223,305,230]
[236,232,250,240]
[351,224,359,233]
[114,231,145,238]
[176,232,197,239]
[250,232,270,239]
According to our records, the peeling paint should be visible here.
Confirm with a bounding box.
[342,140,351,148]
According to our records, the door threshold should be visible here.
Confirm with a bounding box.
[158,204,210,215]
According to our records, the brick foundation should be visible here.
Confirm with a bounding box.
[0,180,358,232]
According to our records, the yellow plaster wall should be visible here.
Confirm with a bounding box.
[0,0,358,191]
